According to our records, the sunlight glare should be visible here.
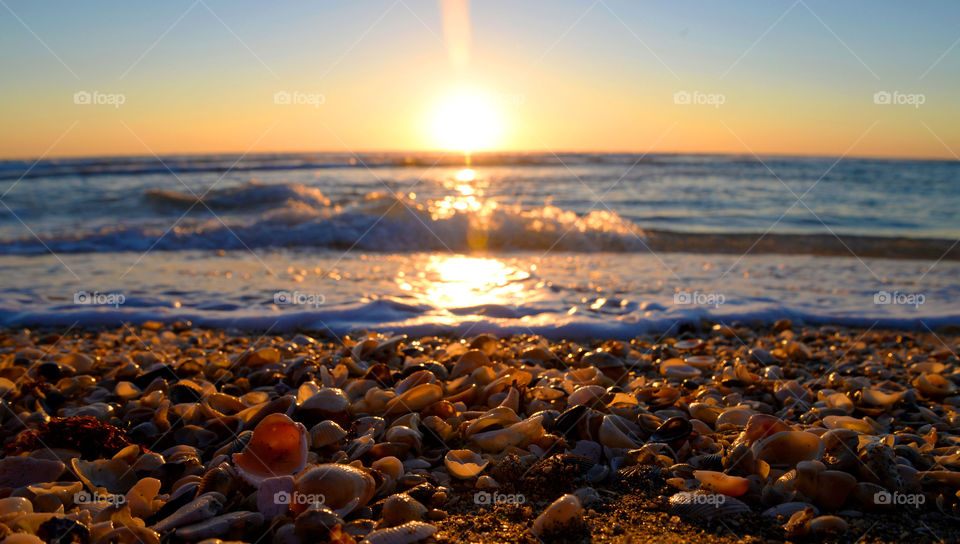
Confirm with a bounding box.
[429,90,502,152]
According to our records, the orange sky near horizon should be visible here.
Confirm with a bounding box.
[2,1,958,161]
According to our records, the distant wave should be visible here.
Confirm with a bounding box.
[1,180,958,259]
[9,151,932,181]
[0,152,634,180]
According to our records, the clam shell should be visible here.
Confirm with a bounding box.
[753,431,823,467]
[668,491,750,520]
[152,491,226,533]
[380,493,427,527]
[598,414,640,449]
[531,494,584,537]
[361,521,436,544]
[310,420,348,448]
[470,414,545,452]
[444,449,489,479]
[660,358,700,380]
[72,458,137,494]
[294,464,376,517]
[384,384,443,416]
[0,458,66,489]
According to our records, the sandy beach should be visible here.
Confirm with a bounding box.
[2,321,959,543]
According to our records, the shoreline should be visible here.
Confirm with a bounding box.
[1,322,958,543]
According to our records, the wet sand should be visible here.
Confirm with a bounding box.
[1,322,959,543]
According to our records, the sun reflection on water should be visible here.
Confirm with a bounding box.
[398,255,528,309]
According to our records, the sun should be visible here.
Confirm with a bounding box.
[429,89,503,152]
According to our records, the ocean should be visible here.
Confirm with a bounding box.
[0,152,957,338]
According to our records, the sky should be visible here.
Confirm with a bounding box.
[1,0,959,159]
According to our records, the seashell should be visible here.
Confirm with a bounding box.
[293,506,345,541]
[859,388,906,407]
[232,413,308,486]
[808,515,848,536]
[822,415,874,434]
[581,351,626,380]
[72,457,137,494]
[257,475,295,519]
[783,506,815,538]
[2,536,45,544]
[384,425,423,453]
[753,431,823,467]
[762,501,818,519]
[735,414,790,448]
[153,491,226,533]
[384,384,443,416]
[361,521,436,544]
[685,355,716,369]
[470,415,545,452]
[293,464,376,517]
[918,470,960,488]
[126,477,162,518]
[649,416,693,449]
[692,470,749,497]
[774,380,811,404]
[567,385,606,408]
[668,491,750,520]
[451,350,490,378]
[380,493,427,527]
[688,403,722,426]
[465,407,521,438]
[598,414,640,449]
[715,407,753,429]
[444,449,489,479]
[296,387,351,426]
[310,420,348,448]
[913,373,957,397]
[0,497,33,523]
[0,457,66,488]
[660,358,700,380]
[531,494,584,537]
[176,511,263,540]
[345,433,377,460]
